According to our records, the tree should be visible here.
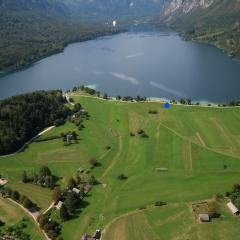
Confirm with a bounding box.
[52,187,62,202]
[11,190,20,201]
[22,171,28,183]
[89,158,98,168]
[45,176,55,189]
[22,198,33,209]
[88,175,97,185]
[60,204,69,221]
[39,166,52,178]
[19,195,27,204]
[68,177,77,190]
[65,191,79,214]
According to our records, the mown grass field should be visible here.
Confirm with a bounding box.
[0,198,45,240]
[1,94,240,240]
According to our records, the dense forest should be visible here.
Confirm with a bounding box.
[0,90,70,155]
[0,3,119,74]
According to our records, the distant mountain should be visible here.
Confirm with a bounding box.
[158,0,240,59]
[54,0,166,19]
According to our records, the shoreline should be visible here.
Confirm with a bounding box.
[68,92,240,109]
[0,30,121,78]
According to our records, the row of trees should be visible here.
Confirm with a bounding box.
[22,166,57,190]
[2,187,35,210]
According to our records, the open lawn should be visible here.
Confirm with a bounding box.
[1,94,240,239]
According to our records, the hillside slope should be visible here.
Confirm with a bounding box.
[1,93,240,239]
[159,0,240,59]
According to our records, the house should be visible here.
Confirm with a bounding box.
[72,187,81,195]
[0,178,8,186]
[93,229,101,240]
[55,201,63,210]
[227,202,240,215]
[81,234,92,240]
[199,214,210,222]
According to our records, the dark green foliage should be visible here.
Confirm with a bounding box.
[22,197,33,209]
[118,174,128,180]
[88,175,97,185]
[0,3,118,74]
[155,201,166,207]
[0,90,70,154]
[0,219,5,227]
[11,190,20,201]
[60,204,70,222]
[68,177,77,190]
[21,171,28,183]
[228,184,240,209]
[64,191,79,214]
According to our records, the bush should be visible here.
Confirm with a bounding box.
[0,219,5,227]
[155,201,166,207]
[130,132,135,137]
[118,174,128,180]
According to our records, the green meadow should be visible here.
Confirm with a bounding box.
[1,94,240,240]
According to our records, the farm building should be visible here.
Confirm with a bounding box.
[199,214,210,222]
[81,234,92,240]
[93,229,101,239]
[55,201,63,210]
[0,178,8,186]
[227,202,240,215]
[72,187,81,195]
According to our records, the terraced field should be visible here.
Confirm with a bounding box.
[1,94,240,239]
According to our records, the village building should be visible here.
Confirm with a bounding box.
[93,229,101,240]
[227,201,240,215]
[199,214,210,222]
[72,187,81,195]
[55,201,63,210]
[0,178,8,186]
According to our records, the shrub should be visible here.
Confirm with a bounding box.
[118,174,128,180]
[155,201,166,207]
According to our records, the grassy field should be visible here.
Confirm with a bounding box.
[0,198,45,240]
[0,94,240,239]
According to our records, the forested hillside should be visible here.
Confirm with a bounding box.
[0,90,70,154]
[159,0,240,59]
[0,0,118,74]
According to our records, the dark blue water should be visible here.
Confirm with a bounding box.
[0,30,240,102]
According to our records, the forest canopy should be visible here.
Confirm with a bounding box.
[0,90,70,155]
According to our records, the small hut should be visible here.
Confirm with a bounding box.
[227,202,240,215]
[199,214,210,222]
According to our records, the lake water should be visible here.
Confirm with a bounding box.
[0,30,240,103]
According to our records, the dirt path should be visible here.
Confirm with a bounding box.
[100,135,123,180]
[6,198,48,240]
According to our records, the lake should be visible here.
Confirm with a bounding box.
[0,30,240,103]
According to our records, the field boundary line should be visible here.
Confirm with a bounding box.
[159,122,240,160]
[100,135,123,180]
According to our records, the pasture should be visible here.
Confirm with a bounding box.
[0,94,240,239]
